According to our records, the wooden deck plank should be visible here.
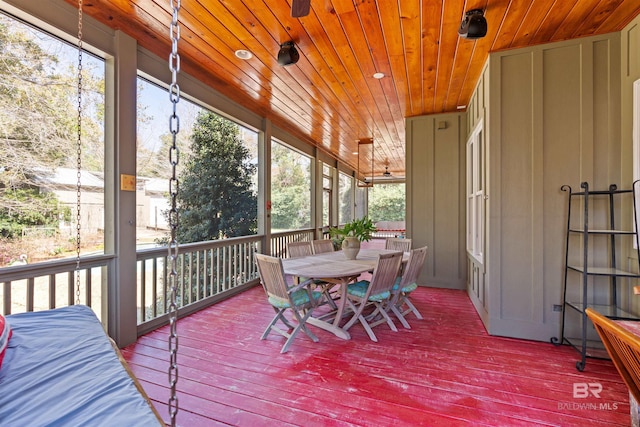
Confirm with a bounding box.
[124,287,631,426]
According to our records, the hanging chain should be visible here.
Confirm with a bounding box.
[75,0,83,306]
[168,1,181,425]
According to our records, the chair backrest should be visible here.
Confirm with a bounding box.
[255,253,289,300]
[385,237,412,252]
[398,246,428,288]
[586,308,640,402]
[367,251,404,296]
[312,239,334,254]
[288,241,313,258]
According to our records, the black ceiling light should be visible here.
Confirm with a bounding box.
[277,41,299,66]
[458,9,487,39]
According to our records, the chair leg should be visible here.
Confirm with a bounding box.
[261,308,287,340]
[320,285,338,310]
[343,298,366,331]
[281,307,319,353]
[358,313,378,342]
[390,304,411,329]
[374,301,398,332]
[401,294,423,319]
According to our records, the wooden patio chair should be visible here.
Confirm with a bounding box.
[312,239,334,254]
[288,240,337,309]
[287,241,313,258]
[342,251,403,342]
[255,253,323,353]
[385,237,412,252]
[586,308,640,404]
[389,246,428,329]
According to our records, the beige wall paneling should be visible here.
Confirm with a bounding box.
[622,15,640,316]
[483,33,622,341]
[406,113,466,289]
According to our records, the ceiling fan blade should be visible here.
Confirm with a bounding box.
[291,0,311,17]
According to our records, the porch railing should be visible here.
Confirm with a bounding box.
[0,254,113,320]
[270,228,315,257]
[0,229,324,332]
[135,235,263,334]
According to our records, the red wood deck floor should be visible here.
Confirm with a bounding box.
[122,287,631,427]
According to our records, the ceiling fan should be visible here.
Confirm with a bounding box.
[382,165,392,177]
[291,0,311,17]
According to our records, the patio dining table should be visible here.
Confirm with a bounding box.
[281,248,407,340]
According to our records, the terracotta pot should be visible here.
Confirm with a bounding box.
[342,236,360,260]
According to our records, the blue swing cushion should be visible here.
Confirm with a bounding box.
[0,314,11,369]
[347,280,390,301]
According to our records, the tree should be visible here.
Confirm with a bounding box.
[270,143,311,230]
[368,183,406,222]
[0,15,104,236]
[175,111,257,242]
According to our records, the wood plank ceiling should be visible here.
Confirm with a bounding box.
[66,0,640,179]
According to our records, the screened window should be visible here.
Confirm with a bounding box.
[0,12,105,265]
[136,77,258,244]
[270,141,312,231]
[466,120,484,263]
[338,172,354,224]
[368,183,405,222]
[322,163,333,227]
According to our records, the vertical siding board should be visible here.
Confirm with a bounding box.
[498,52,534,321]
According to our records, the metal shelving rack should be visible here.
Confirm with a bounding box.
[552,181,640,371]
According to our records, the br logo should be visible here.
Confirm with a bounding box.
[573,382,603,398]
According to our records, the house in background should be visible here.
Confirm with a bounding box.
[33,167,104,236]
[136,177,169,232]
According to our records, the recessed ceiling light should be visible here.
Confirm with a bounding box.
[352,151,358,155]
[373,72,385,79]
[235,49,253,60]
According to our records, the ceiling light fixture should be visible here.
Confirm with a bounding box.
[235,49,253,60]
[458,9,487,39]
[277,41,299,66]
[373,72,385,79]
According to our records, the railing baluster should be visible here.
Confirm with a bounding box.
[86,267,92,307]
[3,282,11,315]
[68,272,74,306]
[216,247,221,294]
[140,259,147,321]
[208,249,214,297]
[49,274,56,309]
[151,258,158,318]
[196,250,202,301]
[27,277,35,312]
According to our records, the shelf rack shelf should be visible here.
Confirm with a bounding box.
[551,181,640,371]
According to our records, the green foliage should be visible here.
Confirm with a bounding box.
[175,111,257,243]
[0,16,104,243]
[338,174,353,224]
[329,216,376,248]
[0,16,105,190]
[270,143,311,230]
[0,188,68,238]
[368,183,406,222]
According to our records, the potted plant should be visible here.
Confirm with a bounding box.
[329,216,377,259]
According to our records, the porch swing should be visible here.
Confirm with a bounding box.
[0,2,182,425]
